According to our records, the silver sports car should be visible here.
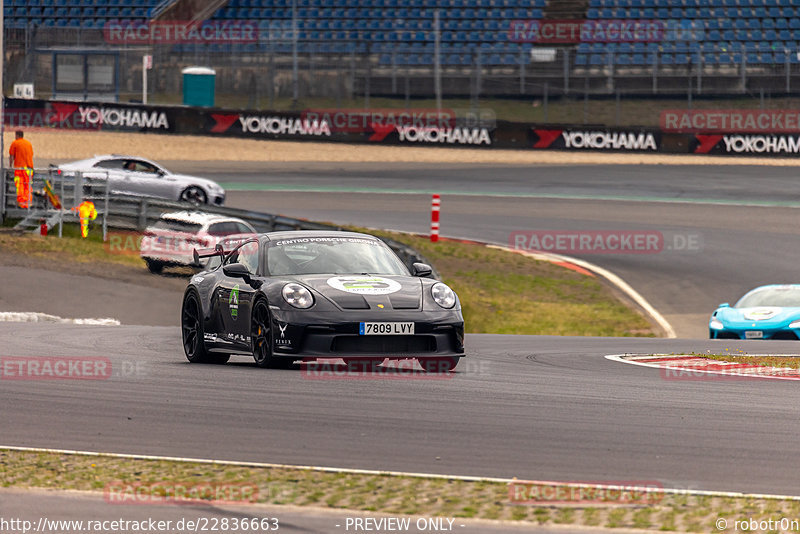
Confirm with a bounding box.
[57,155,226,205]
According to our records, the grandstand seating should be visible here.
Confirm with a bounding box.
[7,0,800,67]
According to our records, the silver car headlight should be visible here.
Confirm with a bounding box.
[709,318,724,330]
[431,283,456,309]
[789,320,800,329]
[282,283,314,309]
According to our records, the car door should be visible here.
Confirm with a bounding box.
[90,158,127,193]
[121,159,175,199]
[217,239,260,348]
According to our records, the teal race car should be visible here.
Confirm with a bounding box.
[709,284,800,340]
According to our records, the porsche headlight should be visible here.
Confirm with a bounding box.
[282,283,314,309]
[709,319,724,330]
[789,320,800,329]
[431,283,456,309]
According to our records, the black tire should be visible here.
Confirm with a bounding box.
[180,186,208,205]
[251,299,290,368]
[182,291,210,363]
[419,357,460,373]
[145,259,164,274]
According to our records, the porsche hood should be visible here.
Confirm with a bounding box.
[293,274,424,311]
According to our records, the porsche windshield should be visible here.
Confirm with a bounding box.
[266,236,409,276]
[735,286,800,308]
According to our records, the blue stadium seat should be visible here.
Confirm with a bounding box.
[575,54,588,66]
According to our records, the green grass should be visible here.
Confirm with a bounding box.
[2,449,794,531]
[365,230,656,337]
[0,224,144,268]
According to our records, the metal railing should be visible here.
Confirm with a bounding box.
[2,167,110,239]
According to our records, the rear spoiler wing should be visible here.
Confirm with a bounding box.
[193,235,256,265]
[193,243,225,264]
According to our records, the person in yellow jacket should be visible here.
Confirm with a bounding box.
[71,200,97,238]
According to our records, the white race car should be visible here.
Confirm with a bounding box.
[140,211,256,273]
[57,155,226,205]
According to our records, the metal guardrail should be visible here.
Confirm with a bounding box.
[1,169,439,278]
[2,167,110,239]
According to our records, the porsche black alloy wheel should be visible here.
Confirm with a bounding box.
[182,292,228,364]
[252,300,289,368]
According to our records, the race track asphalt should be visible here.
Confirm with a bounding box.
[3,323,800,496]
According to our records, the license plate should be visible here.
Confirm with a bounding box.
[745,331,763,339]
[359,322,414,335]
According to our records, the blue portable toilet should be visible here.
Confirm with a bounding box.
[182,66,216,107]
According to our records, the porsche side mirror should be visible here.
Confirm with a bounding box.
[718,302,730,308]
[223,262,250,279]
[412,262,433,277]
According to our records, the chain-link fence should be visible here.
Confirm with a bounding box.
[8,25,800,127]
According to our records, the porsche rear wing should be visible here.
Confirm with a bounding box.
[193,244,225,265]
[193,234,257,264]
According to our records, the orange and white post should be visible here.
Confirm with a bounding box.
[430,194,440,242]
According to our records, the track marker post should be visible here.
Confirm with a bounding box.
[430,194,440,242]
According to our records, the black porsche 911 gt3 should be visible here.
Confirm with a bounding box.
[181,231,465,371]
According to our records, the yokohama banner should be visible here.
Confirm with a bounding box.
[6,98,800,156]
[530,127,661,151]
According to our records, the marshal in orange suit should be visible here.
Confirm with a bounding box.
[9,130,34,209]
